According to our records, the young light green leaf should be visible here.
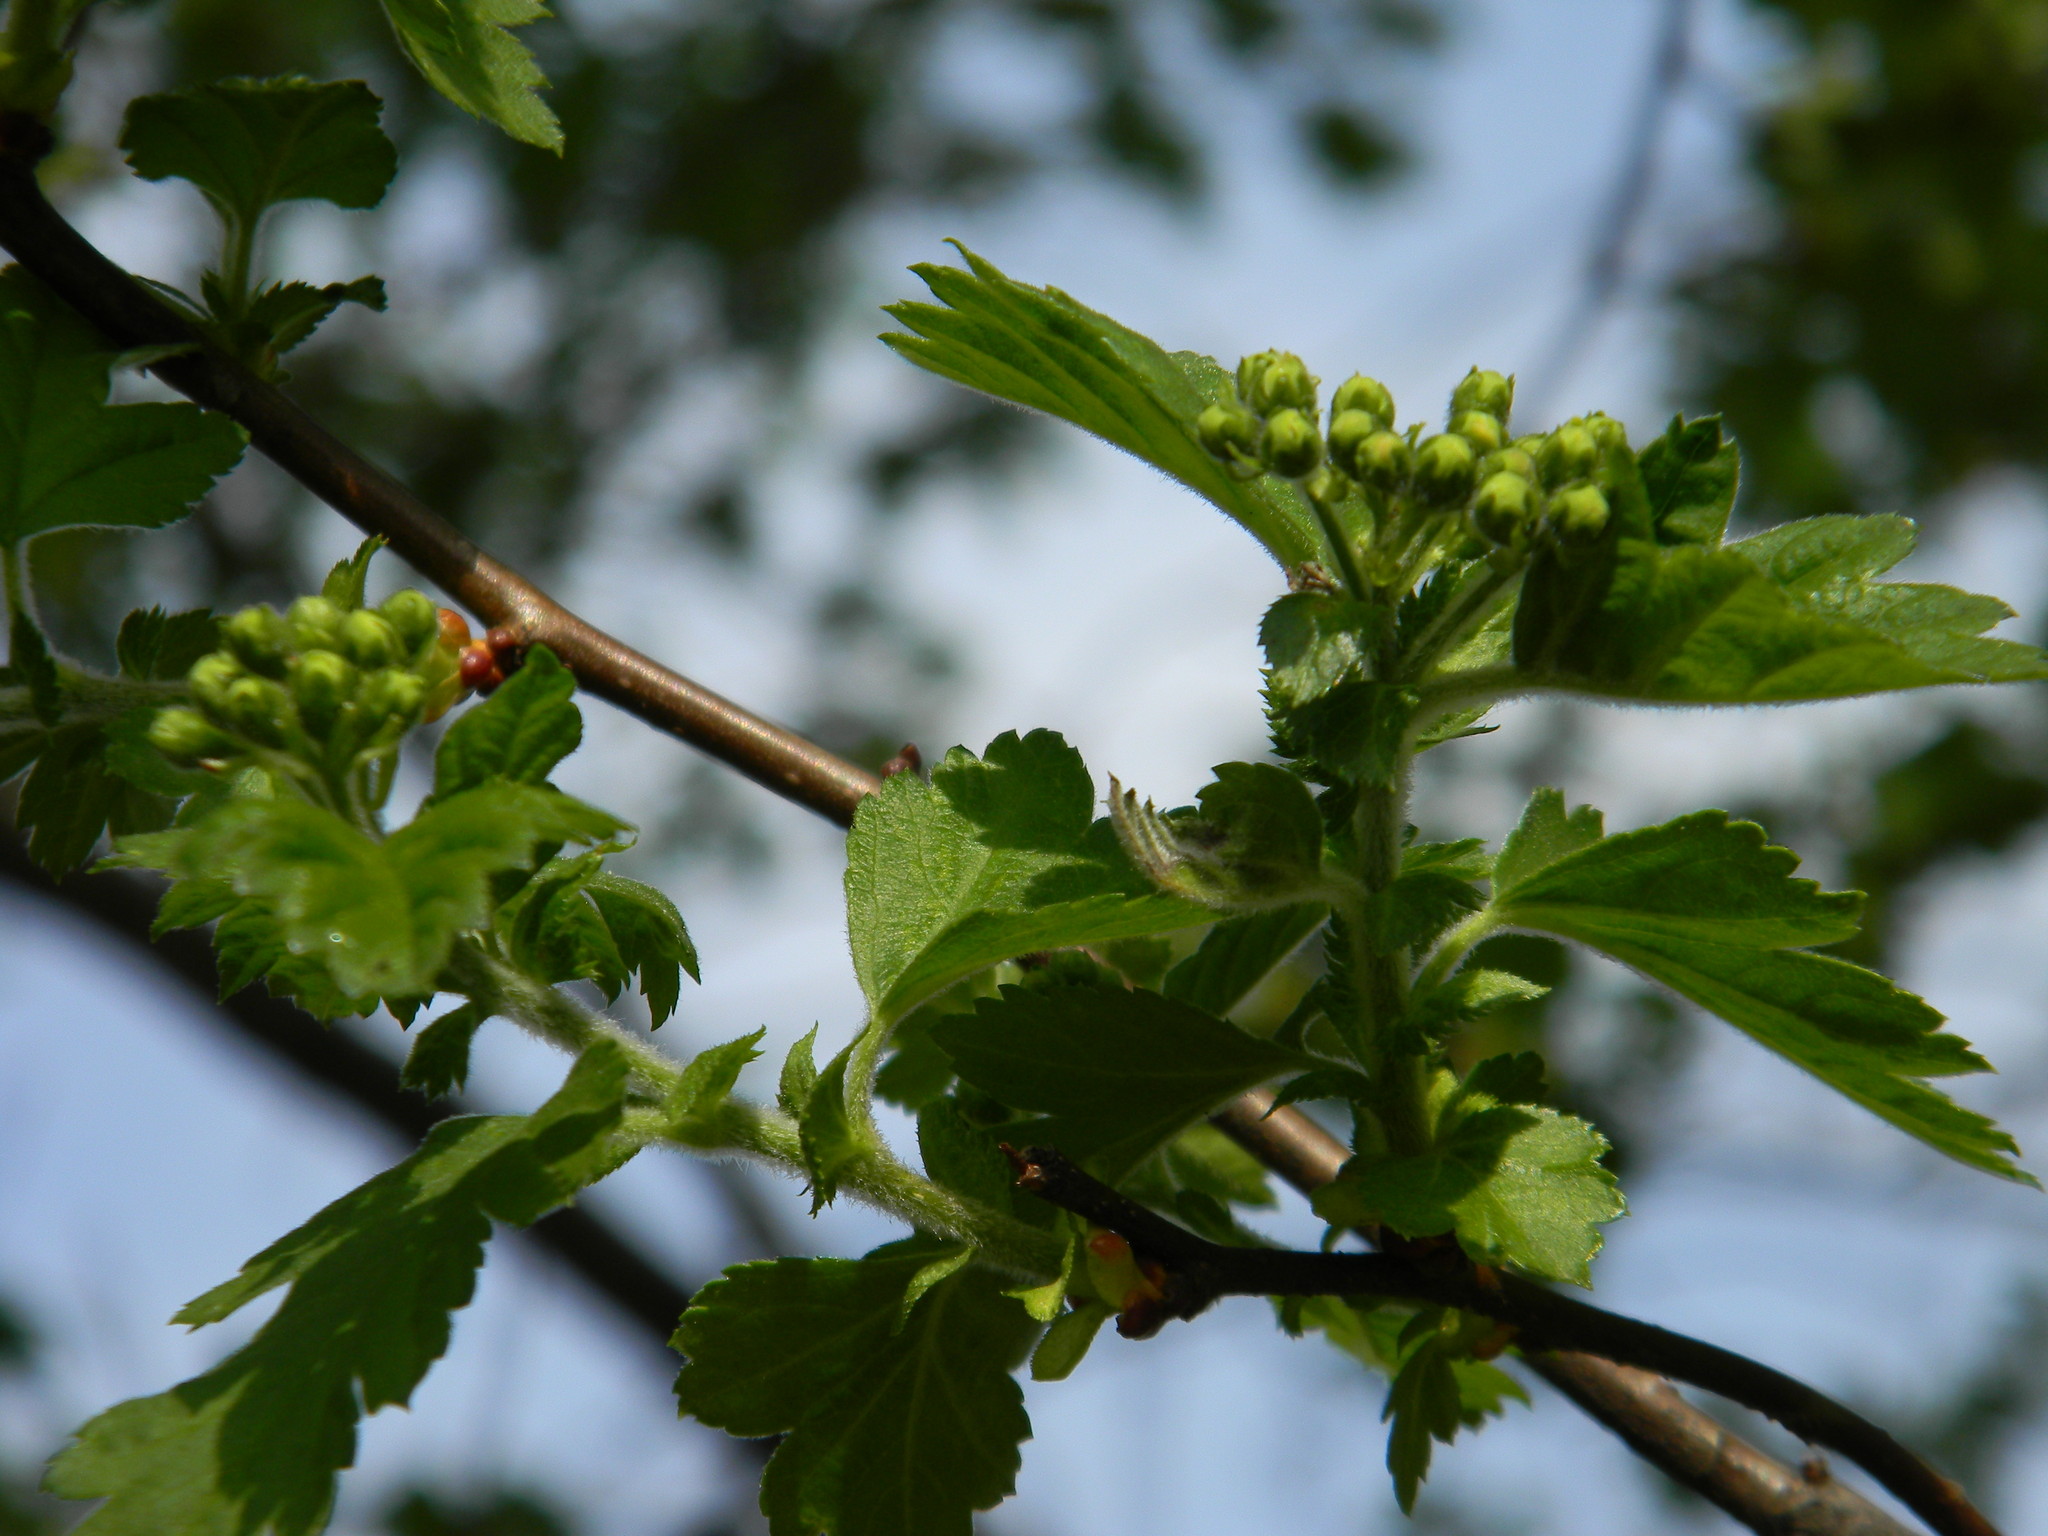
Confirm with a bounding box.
[1161,903,1326,1017]
[1261,593,1385,707]
[400,1001,490,1098]
[320,535,384,609]
[884,245,1326,569]
[1384,1339,1462,1513]
[799,1045,865,1212]
[47,1042,631,1536]
[120,78,397,231]
[0,266,246,549]
[1636,413,1738,547]
[900,1246,977,1331]
[668,1030,766,1145]
[433,644,582,798]
[931,983,1304,1182]
[845,729,1202,1024]
[1111,762,1329,913]
[114,606,219,681]
[673,1247,1036,1536]
[379,0,563,152]
[17,720,171,874]
[1269,679,1419,789]
[1004,1229,1074,1323]
[779,1025,819,1118]
[1493,807,2033,1181]
[1411,968,1549,1033]
[1491,787,1604,894]
[1030,1301,1110,1381]
[586,871,698,1024]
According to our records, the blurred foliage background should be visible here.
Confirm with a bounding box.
[9,0,2048,1528]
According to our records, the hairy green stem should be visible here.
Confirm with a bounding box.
[1306,487,1373,600]
[1409,908,1497,1002]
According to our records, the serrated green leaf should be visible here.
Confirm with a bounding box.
[779,1026,819,1118]
[884,245,1325,569]
[1267,1065,1374,1111]
[1637,413,1738,547]
[380,0,562,152]
[1260,592,1385,707]
[845,729,1202,1024]
[47,1042,631,1536]
[121,77,397,233]
[433,645,581,798]
[9,608,58,722]
[1111,762,1329,912]
[1157,1122,1276,1208]
[669,1030,765,1144]
[1384,1341,1461,1512]
[1491,787,1604,893]
[1412,969,1549,1032]
[800,1046,864,1212]
[115,607,218,681]
[1161,903,1326,1017]
[400,1002,489,1098]
[18,721,170,874]
[586,871,698,1024]
[247,276,387,356]
[1271,678,1419,789]
[1362,865,1484,956]
[931,983,1304,1182]
[320,536,384,609]
[914,1094,1028,1217]
[0,267,246,549]
[1492,805,2032,1181]
[673,1248,1035,1536]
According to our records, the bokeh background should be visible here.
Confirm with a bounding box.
[5,0,2048,1531]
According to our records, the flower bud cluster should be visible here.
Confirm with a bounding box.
[1195,356,1626,563]
[147,588,471,772]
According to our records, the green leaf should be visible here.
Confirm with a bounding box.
[120,77,398,232]
[778,1026,819,1118]
[668,1030,766,1144]
[799,1046,865,1212]
[1412,968,1549,1033]
[673,1248,1036,1536]
[884,245,1326,569]
[7,606,58,722]
[1491,787,1603,894]
[1260,593,1385,707]
[114,607,218,681]
[1492,805,2032,1181]
[1270,679,1419,789]
[1030,1302,1110,1381]
[433,645,581,798]
[114,783,624,998]
[18,721,170,874]
[47,1042,632,1536]
[1636,413,1738,546]
[1110,762,1329,912]
[0,266,246,548]
[1384,1340,1462,1512]
[845,729,1201,1024]
[931,983,1304,1182]
[586,871,698,1024]
[243,276,388,362]
[379,0,563,152]
[320,536,384,609]
[400,1002,489,1098]
[1161,903,1327,1017]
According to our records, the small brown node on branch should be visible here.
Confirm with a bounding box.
[880,742,923,779]
[998,1142,1048,1191]
[1470,1320,1518,1361]
[1288,561,1340,594]
[1801,1457,1832,1485]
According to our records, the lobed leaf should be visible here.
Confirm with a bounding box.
[380,0,563,152]
[433,644,582,798]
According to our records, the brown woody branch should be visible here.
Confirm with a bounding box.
[0,126,1967,1536]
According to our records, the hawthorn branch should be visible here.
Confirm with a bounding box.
[0,124,1967,1536]
[1010,1143,1979,1536]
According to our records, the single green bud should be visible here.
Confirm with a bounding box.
[357,667,427,727]
[147,707,233,766]
[1330,374,1394,427]
[1304,465,1351,509]
[289,649,357,737]
[339,609,402,670]
[1413,432,1479,506]
[186,652,245,720]
[1327,409,1383,478]
[1470,471,1538,544]
[378,589,440,656]
[1197,402,1262,462]
[1249,353,1317,416]
[1235,350,1282,403]
[1551,482,1611,544]
[1481,446,1538,482]
[1450,367,1514,422]
[287,595,346,654]
[1536,424,1599,488]
[222,676,289,747]
[221,605,289,676]
[1261,408,1323,478]
[1351,429,1412,491]
[1581,412,1628,453]
[1449,410,1505,454]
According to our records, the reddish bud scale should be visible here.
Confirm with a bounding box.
[458,645,504,694]
[437,608,472,650]
[1086,1231,1131,1263]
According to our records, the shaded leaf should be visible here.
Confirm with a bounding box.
[380,0,563,152]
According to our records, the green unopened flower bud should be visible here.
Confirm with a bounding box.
[357,667,427,728]
[1350,429,1412,491]
[1330,374,1394,427]
[147,707,233,766]
[1450,367,1514,422]
[1481,446,1538,482]
[379,589,440,656]
[1235,350,1281,403]
[186,652,245,720]
[1327,409,1383,478]
[1261,408,1323,478]
[1470,471,1538,544]
[221,605,289,676]
[1304,465,1351,509]
[222,676,289,747]
[1449,410,1505,454]
[1537,425,1599,488]
[1413,432,1479,506]
[1249,353,1317,416]
[287,595,346,653]
[1197,402,1262,462]
[289,649,357,737]
[339,609,402,670]
[1551,482,1611,544]
[1581,412,1628,453]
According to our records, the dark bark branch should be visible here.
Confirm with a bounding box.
[0,120,1967,1536]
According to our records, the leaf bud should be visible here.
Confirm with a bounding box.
[285,595,346,654]
[1536,424,1598,488]
[289,649,357,737]
[1349,429,1412,491]
[1450,367,1514,422]
[1470,471,1537,545]
[338,609,402,670]
[147,707,233,766]
[1550,482,1611,544]
[1248,352,1317,416]
[358,666,427,728]
[1329,374,1394,427]
[1448,410,1505,454]
[1196,401,1261,463]
[378,589,440,656]
[221,605,290,676]
[222,676,290,747]
[1413,432,1478,506]
[1260,408,1322,478]
[437,607,472,651]
[186,651,245,720]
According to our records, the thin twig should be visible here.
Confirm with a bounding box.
[1009,1143,1986,1536]
[0,121,1966,1536]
